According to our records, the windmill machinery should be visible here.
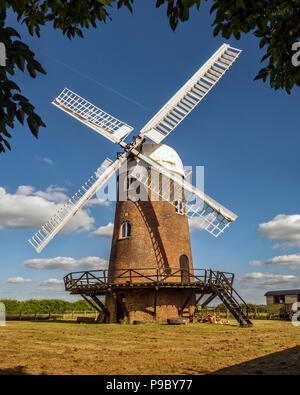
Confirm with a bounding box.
[28,43,241,254]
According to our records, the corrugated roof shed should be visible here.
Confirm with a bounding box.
[264,289,300,296]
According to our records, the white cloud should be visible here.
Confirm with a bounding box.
[32,186,69,203]
[0,185,94,233]
[272,241,300,250]
[37,278,65,293]
[38,278,64,286]
[86,198,110,207]
[16,186,35,196]
[41,158,54,166]
[7,277,32,283]
[249,253,300,270]
[93,222,114,237]
[24,256,108,271]
[188,213,217,232]
[238,272,298,288]
[249,262,261,267]
[259,214,300,243]
[252,215,300,271]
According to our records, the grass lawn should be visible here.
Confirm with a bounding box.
[0,320,300,375]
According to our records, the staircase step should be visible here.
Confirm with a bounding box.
[209,278,253,327]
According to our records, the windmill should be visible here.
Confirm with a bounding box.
[28,44,252,326]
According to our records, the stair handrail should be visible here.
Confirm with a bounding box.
[215,270,250,318]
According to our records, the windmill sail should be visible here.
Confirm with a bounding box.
[29,44,240,254]
[28,157,124,253]
[140,44,242,144]
[52,88,134,143]
[130,149,237,237]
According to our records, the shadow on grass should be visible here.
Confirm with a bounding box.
[210,346,300,375]
[0,366,29,375]
[0,366,49,375]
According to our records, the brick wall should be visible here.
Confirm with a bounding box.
[108,175,193,281]
[106,163,195,322]
[105,289,196,323]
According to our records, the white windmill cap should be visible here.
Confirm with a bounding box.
[140,142,185,176]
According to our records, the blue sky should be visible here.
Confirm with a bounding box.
[1,2,300,303]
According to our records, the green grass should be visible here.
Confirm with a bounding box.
[0,320,300,375]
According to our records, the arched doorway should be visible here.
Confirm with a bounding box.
[180,255,190,284]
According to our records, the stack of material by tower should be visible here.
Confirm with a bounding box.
[196,313,230,325]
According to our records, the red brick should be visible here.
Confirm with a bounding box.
[106,164,195,323]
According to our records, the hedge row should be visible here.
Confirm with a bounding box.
[0,299,96,314]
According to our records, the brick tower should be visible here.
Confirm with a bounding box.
[105,142,196,323]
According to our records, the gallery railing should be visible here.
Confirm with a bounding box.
[64,268,235,291]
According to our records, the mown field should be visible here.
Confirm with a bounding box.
[1,320,300,375]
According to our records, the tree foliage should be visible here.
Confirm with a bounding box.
[216,302,267,312]
[156,0,300,94]
[0,1,299,153]
[1,298,95,313]
[0,0,120,153]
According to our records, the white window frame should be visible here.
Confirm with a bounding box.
[120,221,131,239]
[174,200,184,215]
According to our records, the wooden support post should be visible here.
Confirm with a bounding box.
[81,294,107,323]
[81,295,101,314]
[179,291,194,316]
[91,295,111,323]
[153,288,158,321]
[201,293,217,309]
[195,294,205,305]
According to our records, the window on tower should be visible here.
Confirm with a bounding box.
[127,177,141,196]
[126,177,135,190]
[120,221,131,239]
[174,200,184,215]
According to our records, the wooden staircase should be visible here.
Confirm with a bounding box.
[209,270,253,327]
